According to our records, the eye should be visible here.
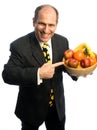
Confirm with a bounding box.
[49,24,55,27]
[38,22,45,26]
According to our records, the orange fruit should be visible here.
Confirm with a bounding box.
[89,56,97,66]
[73,50,85,61]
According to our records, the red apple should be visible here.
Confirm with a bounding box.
[64,49,74,59]
[80,58,91,68]
[68,58,79,68]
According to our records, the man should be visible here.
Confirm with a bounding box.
[2,4,77,130]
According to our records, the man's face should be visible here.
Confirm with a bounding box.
[33,7,58,42]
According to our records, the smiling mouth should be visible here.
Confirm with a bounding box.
[41,32,50,38]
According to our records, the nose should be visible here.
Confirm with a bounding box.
[43,25,49,33]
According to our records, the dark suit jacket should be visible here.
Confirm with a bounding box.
[2,32,77,125]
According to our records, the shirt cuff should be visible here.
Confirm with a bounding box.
[37,68,43,85]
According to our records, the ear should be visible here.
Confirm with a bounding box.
[32,18,35,27]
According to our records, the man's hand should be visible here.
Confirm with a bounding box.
[39,62,64,79]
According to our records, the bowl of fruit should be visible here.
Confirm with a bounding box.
[63,43,97,76]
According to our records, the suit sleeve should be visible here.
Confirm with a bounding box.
[2,43,38,86]
[65,69,78,81]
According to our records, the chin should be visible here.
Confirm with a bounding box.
[40,38,49,42]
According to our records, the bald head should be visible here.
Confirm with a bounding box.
[34,4,59,23]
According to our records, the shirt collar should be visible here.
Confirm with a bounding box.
[35,34,51,48]
[40,39,51,48]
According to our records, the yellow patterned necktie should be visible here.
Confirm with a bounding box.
[42,43,54,107]
[42,43,51,63]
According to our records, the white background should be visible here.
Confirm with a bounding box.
[0,0,97,130]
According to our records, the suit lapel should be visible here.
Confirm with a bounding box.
[51,38,59,64]
[29,33,45,65]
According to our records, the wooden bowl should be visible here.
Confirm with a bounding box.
[63,53,97,77]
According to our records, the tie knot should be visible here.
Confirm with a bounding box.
[43,42,48,45]
[42,43,48,48]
